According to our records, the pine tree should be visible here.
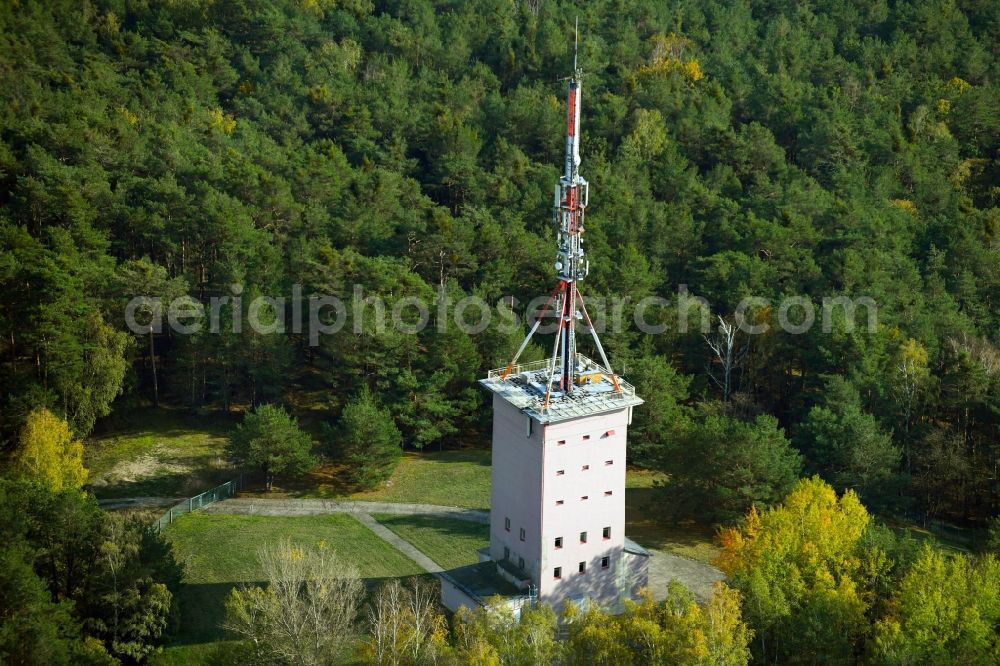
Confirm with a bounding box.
[335,388,402,489]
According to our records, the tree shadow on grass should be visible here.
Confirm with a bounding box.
[89,467,236,500]
[624,485,718,555]
[249,448,492,500]
[378,513,489,538]
[92,407,239,440]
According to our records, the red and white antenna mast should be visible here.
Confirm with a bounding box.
[500,19,622,410]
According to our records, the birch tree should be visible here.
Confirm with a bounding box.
[224,539,363,666]
[704,316,748,402]
[363,577,448,666]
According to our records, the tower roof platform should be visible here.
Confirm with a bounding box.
[480,354,643,424]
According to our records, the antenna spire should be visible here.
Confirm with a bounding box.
[573,17,578,72]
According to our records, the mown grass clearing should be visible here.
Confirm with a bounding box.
[373,514,490,570]
[92,410,719,568]
[86,409,237,499]
[162,512,424,647]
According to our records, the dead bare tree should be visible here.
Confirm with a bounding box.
[949,333,1000,377]
[704,315,749,402]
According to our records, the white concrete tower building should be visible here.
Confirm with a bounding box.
[479,361,646,610]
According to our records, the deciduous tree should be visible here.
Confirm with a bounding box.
[871,546,1000,665]
[719,477,882,663]
[362,577,449,666]
[13,408,87,492]
[225,539,363,666]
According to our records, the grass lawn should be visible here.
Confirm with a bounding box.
[374,514,490,570]
[625,468,721,565]
[162,512,424,648]
[86,408,238,499]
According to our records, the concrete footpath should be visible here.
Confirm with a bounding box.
[645,548,725,603]
[201,496,724,603]
[354,513,445,573]
[202,497,489,524]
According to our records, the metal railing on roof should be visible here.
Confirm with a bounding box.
[486,354,637,398]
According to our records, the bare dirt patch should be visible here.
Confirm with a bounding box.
[90,448,194,486]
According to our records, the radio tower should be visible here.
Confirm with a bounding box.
[501,18,622,411]
[442,22,648,615]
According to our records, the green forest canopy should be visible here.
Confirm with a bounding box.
[0,0,997,524]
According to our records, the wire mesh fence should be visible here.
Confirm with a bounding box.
[152,474,243,533]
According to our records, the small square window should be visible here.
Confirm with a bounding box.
[582,435,591,441]
[580,531,587,544]
[582,464,590,471]
[518,556,525,570]
[605,460,613,466]
[578,561,586,574]
[556,469,565,476]
[601,556,610,569]
[555,537,563,549]
[557,439,566,446]
[581,495,589,501]
[519,527,525,542]
[556,499,564,506]
[604,490,613,496]
[554,566,562,579]
[504,517,510,532]
[603,526,611,539]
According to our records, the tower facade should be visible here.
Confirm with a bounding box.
[477,41,647,611]
[483,364,644,609]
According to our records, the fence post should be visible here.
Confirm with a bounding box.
[168,507,173,524]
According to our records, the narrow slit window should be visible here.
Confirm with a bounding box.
[582,464,590,471]
[603,526,611,539]
[580,531,587,544]
[504,517,510,532]
[518,556,525,570]
[554,567,562,579]
[582,435,591,441]
[578,561,586,574]
[555,537,563,549]
[519,527,525,542]
[581,495,589,501]
[604,490,613,496]
[556,499,564,506]
[605,460,613,466]
[556,469,565,476]
[557,439,566,446]
[601,556,610,569]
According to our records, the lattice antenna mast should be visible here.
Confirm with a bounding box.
[548,18,587,400]
[499,21,623,409]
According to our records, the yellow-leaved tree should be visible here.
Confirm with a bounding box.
[563,583,752,665]
[13,408,88,491]
[718,476,885,663]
